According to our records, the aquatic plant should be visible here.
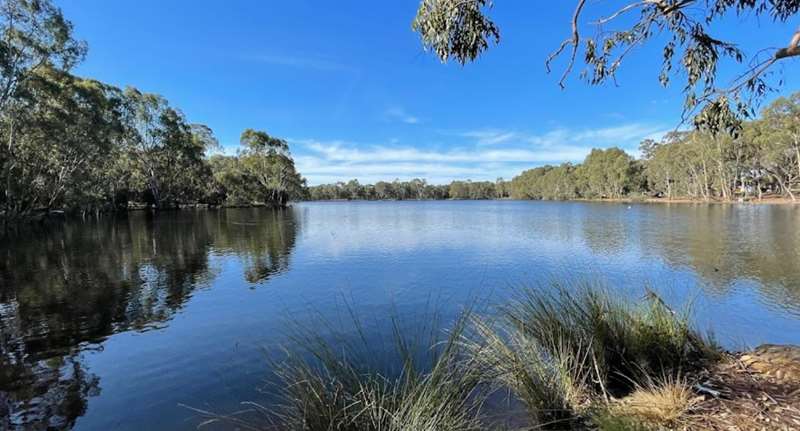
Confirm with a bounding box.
[189,284,721,430]
[464,283,720,428]
[189,308,488,431]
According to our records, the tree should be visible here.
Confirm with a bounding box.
[579,148,636,198]
[0,0,87,218]
[0,0,86,111]
[413,0,800,133]
[0,2,311,221]
[11,68,124,214]
[760,94,800,194]
[118,88,212,208]
[238,129,306,207]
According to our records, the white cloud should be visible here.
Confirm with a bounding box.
[385,107,420,124]
[461,129,518,146]
[293,122,667,185]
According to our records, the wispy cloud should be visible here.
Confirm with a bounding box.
[298,140,588,164]
[461,129,518,146]
[385,107,420,124]
[293,122,668,185]
[459,123,667,149]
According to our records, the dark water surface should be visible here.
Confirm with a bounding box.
[2,201,800,430]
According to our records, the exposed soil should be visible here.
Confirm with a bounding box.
[687,345,800,430]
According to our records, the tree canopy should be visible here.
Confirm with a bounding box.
[413,0,800,133]
[306,178,509,201]
[509,93,800,202]
[0,0,307,221]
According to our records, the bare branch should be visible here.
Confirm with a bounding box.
[595,1,648,25]
[775,28,800,59]
[546,0,587,89]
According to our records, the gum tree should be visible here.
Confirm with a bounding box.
[0,0,87,217]
[413,0,800,133]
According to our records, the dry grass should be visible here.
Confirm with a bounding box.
[462,283,721,429]
[613,378,701,427]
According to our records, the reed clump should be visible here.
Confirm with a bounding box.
[190,284,724,430]
[464,283,720,429]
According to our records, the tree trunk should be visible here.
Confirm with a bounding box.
[666,171,672,200]
[701,158,710,201]
[4,119,14,216]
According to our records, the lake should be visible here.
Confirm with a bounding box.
[2,201,800,430]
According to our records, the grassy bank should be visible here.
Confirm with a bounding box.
[190,284,800,430]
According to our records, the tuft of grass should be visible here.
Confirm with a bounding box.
[465,317,592,428]
[593,376,701,430]
[502,283,720,395]
[188,283,720,430]
[463,282,719,428]
[190,307,489,431]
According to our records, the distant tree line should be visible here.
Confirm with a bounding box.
[307,178,510,201]
[312,92,800,204]
[511,94,800,202]
[0,0,306,222]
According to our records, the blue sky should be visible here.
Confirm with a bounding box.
[60,1,799,185]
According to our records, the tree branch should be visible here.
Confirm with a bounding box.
[546,0,587,89]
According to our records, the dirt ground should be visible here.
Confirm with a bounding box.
[687,345,800,430]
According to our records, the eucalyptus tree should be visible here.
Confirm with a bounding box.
[238,129,306,206]
[579,147,636,198]
[0,0,87,218]
[118,88,212,208]
[759,94,800,193]
[413,0,800,133]
[13,68,124,214]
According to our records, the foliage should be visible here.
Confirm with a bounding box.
[509,94,800,203]
[412,0,499,65]
[499,284,720,393]
[412,0,800,133]
[640,95,800,201]
[237,129,306,207]
[307,178,509,201]
[191,284,719,430]
[466,316,593,428]
[464,283,718,428]
[0,0,307,220]
[510,148,643,200]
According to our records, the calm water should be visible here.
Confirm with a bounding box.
[2,201,800,430]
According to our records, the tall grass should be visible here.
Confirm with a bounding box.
[270,312,487,431]
[189,283,720,430]
[464,282,720,428]
[190,307,489,431]
[505,283,719,390]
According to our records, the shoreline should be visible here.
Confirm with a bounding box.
[573,196,800,205]
[5,196,797,224]
[302,196,800,205]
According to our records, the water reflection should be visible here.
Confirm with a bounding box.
[1,202,799,430]
[637,205,800,312]
[579,205,630,255]
[0,208,299,430]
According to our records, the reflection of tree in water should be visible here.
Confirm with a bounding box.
[0,208,299,429]
[640,205,800,315]
[0,349,99,430]
[209,207,298,284]
[580,207,630,256]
